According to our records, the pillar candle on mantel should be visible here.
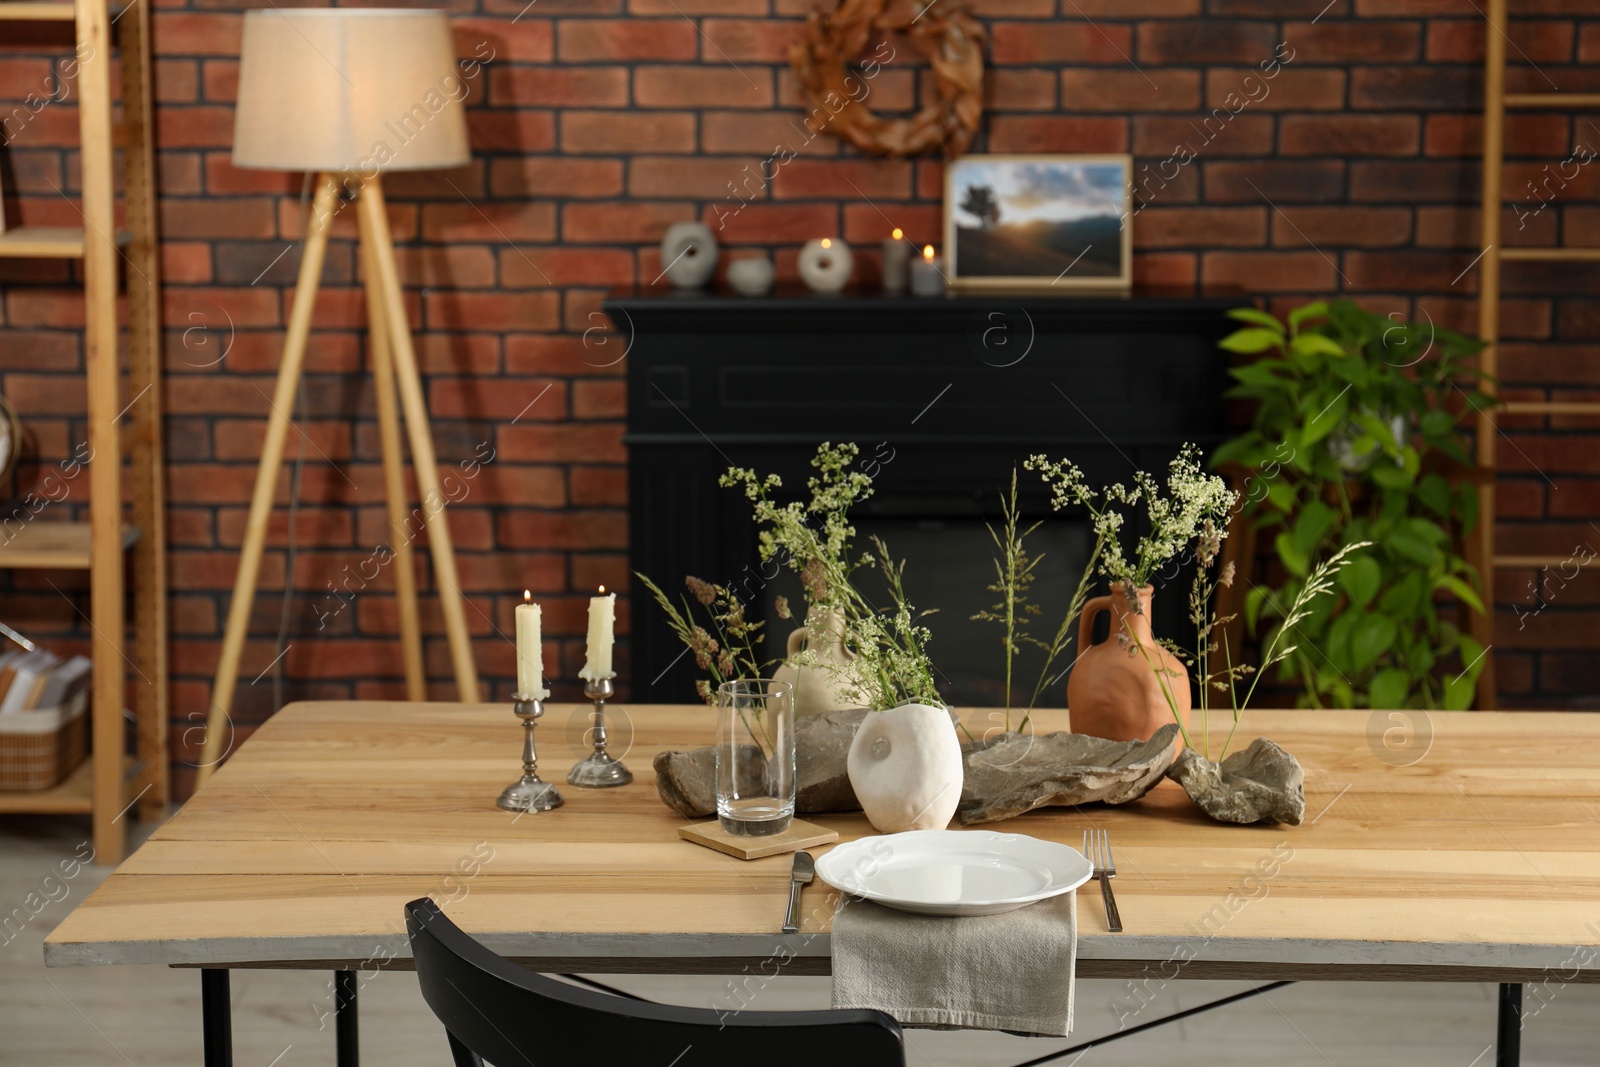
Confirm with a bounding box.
[514,590,548,699]
[881,228,910,294]
[578,586,617,681]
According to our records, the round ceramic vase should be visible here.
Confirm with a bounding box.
[726,255,775,296]
[846,702,964,833]
[659,221,718,290]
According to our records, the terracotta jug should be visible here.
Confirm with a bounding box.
[1067,583,1190,748]
[770,609,868,716]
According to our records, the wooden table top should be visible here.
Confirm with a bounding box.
[44,702,1600,982]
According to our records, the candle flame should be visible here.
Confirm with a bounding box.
[523,589,531,603]
[598,585,606,595]
[820,238,832,249]
[922,245,935,261]
[892,227,903,240]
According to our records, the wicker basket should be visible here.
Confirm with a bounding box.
[0,691,89,791]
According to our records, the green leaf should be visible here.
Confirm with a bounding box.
[1443,674,1476,710]
[1230,360,1291,387]
[1266,479,1298,513]
[1349,613,1398,673]
[1291,333,1348,359]
[1370,462,1414,490]
[1339,555,1382,608]
[1227,307,1286,333]
[1288,301,1330,332]
[1419,409,1456,439]
[1302,392,1349,447]
[1457,483,1480,534]
[1275,530,1310,577]
[1209,433,1262,469]
[1293,499,1336,557]
[1440,574,1485,615]
[1220,328,1286,354]
[1245,585,1270,632]
[1416,474,1452,519]
[1380,571,1427,617]
[1369,668,1410,709]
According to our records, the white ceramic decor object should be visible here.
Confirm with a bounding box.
[815,829,1095,917]
[726,255,775,296]
[770,609,867,716]
[797,237,853,294]
[659,221,718,290]
[846,702,963,833]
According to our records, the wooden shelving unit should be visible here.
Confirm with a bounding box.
[0,0,167,864]
[1474,0,1600,709]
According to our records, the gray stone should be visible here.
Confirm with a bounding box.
[657,712,1186,825]
[1168,738,1305,826]
[796,710,867,813]
[956,724,1179,826]
[653,711,867,819]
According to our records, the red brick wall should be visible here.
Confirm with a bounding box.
[2,1,1598,794]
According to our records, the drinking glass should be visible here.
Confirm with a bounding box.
[715,679,795,836]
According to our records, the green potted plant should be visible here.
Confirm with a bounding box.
[1212,301,1493,710]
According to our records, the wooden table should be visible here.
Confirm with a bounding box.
[45,702,1600,1067]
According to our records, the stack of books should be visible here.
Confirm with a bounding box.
[0,651,91,714]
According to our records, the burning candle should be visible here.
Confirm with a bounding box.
[910,243,945,297]
[578,585,617,681]
[881,227,910,294]
[514,590,548,699]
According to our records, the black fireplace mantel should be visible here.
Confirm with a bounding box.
[603,286,1246,701]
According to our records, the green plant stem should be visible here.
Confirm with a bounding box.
[1124,615,1194,751]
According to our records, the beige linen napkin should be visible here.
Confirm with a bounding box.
[830,892,1076,1037]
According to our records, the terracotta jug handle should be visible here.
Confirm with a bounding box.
[1078,594,1113,652]
[786,625,807,658]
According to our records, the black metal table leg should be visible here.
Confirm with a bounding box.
[201,969,233,1067]
[1497,983,1522,1067]
[335,970,359,1067]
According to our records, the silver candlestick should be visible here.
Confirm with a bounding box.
[496,695,563,812]
[568,676,631,787]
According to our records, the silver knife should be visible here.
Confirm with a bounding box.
[782,851,814,934]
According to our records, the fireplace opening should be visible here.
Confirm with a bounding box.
[758,516,1091,709]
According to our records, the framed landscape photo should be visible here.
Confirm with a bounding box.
[944,154,1132,291]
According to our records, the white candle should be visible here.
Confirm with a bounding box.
[578,586,617,681]
[910,243,945,297]
[514,590,548,699]
[881,227,910,294]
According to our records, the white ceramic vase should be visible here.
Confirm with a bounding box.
[847,702,964,833]
[659,221,718,290]
[770,609,866,717]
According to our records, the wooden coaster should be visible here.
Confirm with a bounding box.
[678,818,839,860]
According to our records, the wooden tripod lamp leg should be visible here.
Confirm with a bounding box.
[196,174,342,783]
[355,175,481,703]
[362,235,427,701]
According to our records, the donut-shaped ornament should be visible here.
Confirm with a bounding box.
[798,238,853,295]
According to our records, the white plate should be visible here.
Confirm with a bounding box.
[814,829,1095,917]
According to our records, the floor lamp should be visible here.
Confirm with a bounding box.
[197,9,481,781]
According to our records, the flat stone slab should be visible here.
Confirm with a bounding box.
[654,712,1182,825]
[1168,738,1305,825]
[653,710,867,819]
[956,724,1180,825]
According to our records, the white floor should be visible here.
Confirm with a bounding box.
[4,813,1596,1066]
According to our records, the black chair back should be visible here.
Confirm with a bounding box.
[404,897,905,1067]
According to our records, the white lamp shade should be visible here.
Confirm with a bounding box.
[233,8,471,173]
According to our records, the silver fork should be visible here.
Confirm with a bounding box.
[1083,828,1123,933]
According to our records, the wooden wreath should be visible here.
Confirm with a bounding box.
[789,0,985,159]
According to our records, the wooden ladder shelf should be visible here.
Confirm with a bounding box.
[1473,0,1600,710]
[0,0,167,864]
